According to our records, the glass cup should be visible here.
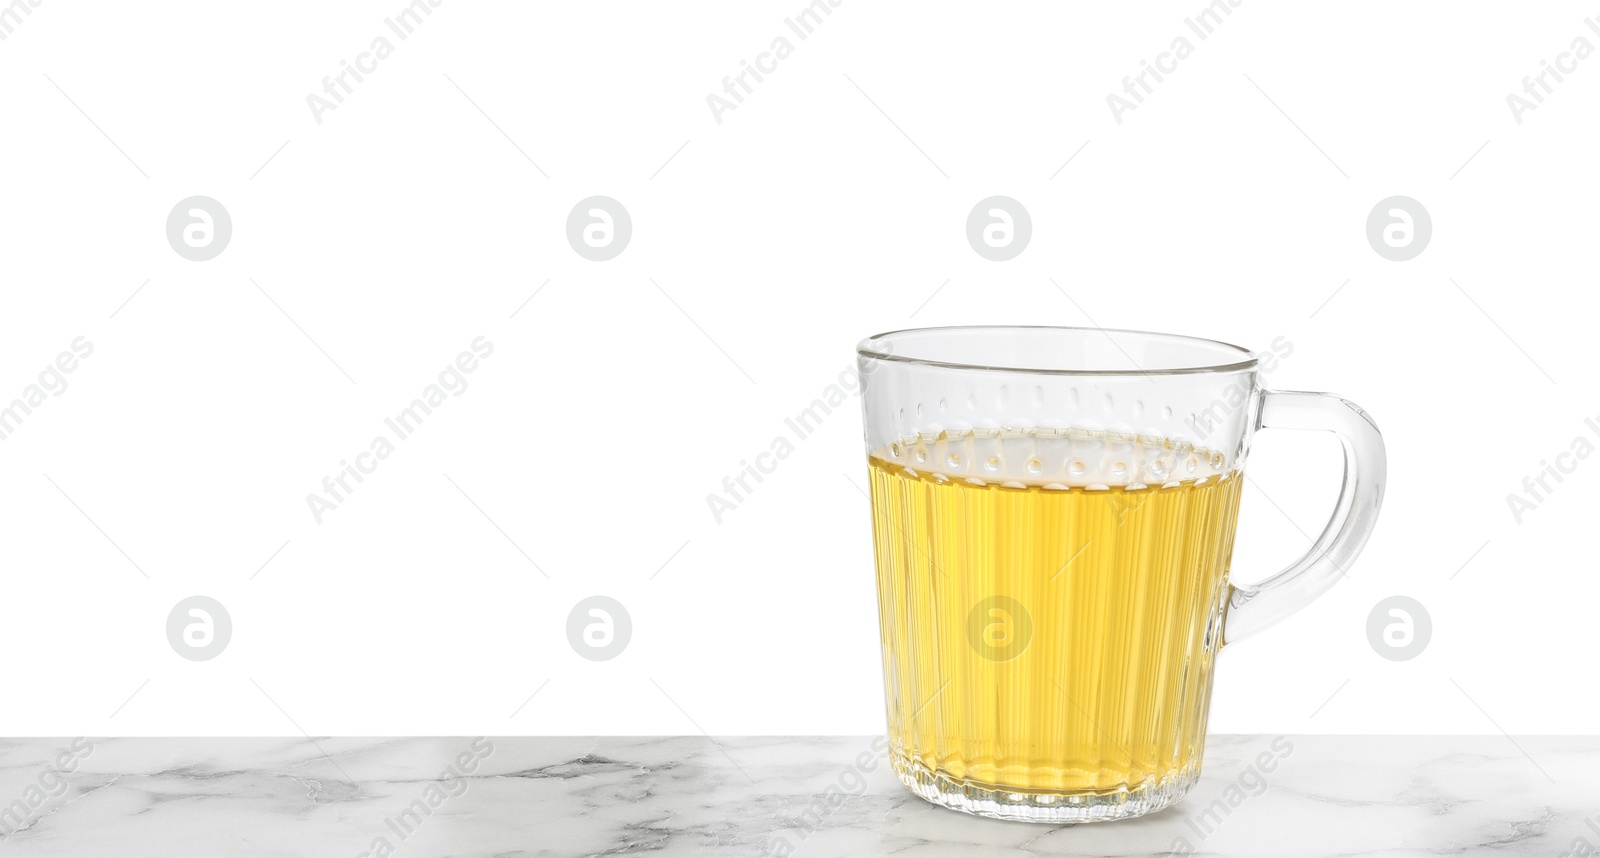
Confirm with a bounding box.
[856,326,1385,823]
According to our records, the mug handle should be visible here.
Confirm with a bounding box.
[1224,390,1388,644]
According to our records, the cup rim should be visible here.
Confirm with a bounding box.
[856,325,1260,377]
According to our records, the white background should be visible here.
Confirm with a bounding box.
[1,0,1595,737]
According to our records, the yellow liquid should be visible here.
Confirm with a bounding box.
[868,441,1243,796]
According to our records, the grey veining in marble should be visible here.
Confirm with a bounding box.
[0,735,1596,856]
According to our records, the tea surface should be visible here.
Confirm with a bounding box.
[868,432,1244,794]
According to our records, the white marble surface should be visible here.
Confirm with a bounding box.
[0,735,1596,856]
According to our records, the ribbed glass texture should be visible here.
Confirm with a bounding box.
[868,439,1241,822]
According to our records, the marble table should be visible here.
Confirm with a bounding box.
[0,735,1595,856]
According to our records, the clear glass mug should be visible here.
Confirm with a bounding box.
[856,326,1385,823]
